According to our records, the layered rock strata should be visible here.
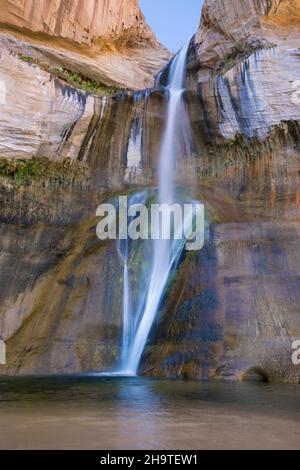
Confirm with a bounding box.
[0,0,170,90]
[0,0,299,382]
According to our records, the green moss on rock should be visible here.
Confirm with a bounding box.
[0,157,88,187]
[17,54,124,96]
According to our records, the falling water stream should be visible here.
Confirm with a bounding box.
[116,41,193,376]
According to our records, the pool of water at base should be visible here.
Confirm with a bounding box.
[0,376,299,450]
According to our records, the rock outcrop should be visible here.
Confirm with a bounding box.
[0,0,169,90]
[1,0,153,46]
[0,0,169,160]
[0,42,95,159]
[193,0,300,81]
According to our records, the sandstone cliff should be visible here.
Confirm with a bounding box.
[143,0,300,382]
[1,0,153,45]
[0,0,169,90]
[0,0,300,383]
[0,0,169,159]
[193,0,300,80]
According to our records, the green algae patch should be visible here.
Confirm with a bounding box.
[18,54,124,96]
[0,157,88,187]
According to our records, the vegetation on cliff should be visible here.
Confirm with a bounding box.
[18,54,125,96]
[215,39,276,75]
[0,157,88,187]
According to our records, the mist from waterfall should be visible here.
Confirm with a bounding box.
[117,40,193,376]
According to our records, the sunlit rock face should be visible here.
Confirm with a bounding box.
[0,0,169,160]
[0,44,95,159]
[191,47,300,141]
[0,0,151,45]
[0,0,300,381]
[184,0,300,145]
[0,0,170,90]
[192,0,300,80]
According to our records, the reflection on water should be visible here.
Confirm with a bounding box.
[0,377,299,449]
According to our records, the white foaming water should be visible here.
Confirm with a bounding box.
[120,41,192,375]
[159,40,191,204]
[121,258,131,368]
[126,94,143,171]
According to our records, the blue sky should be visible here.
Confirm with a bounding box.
[139,0,204,52]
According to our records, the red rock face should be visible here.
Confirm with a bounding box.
[0,0,154,46]
[0,0,170,90]
[266,0,300,28]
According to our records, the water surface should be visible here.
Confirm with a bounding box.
[0,377,299,450]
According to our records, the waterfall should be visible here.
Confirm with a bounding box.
[159,40,192,204]
[115,40,193,376]
[120,250,131,368]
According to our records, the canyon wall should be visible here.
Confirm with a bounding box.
[143,0,300,382]
[0,0,300,382]
[0,0,169,90]
[0,0,154,46]
[192,0,300,80]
